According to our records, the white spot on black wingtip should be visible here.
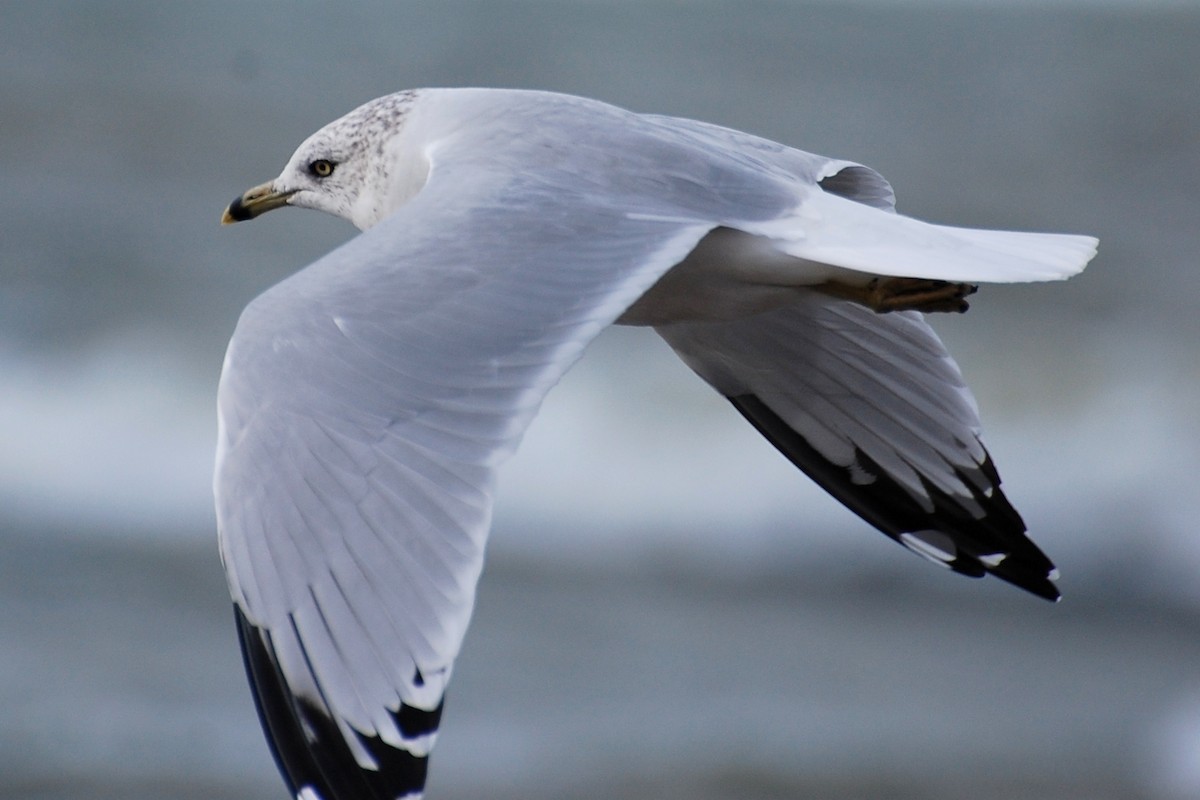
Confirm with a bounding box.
[977,552,1008,568]
[899,530,958,568]
[297,786,323,800]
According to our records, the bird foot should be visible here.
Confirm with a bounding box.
[818,277,978,314]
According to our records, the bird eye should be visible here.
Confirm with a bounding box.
[308,159,336,178]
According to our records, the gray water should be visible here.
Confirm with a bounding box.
[3,1,1200,798]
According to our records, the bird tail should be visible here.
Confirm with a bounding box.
[752,190,1098,284]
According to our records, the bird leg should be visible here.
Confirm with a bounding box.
[816,277,978,314]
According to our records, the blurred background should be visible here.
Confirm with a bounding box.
[2,1,1199,798]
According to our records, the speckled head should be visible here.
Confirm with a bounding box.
[222,90,424,231]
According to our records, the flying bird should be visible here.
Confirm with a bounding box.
[218,88,1096,800]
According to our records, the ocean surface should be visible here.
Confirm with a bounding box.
[2,1,1199,798]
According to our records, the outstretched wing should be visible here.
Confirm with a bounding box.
[656,295,1060,600]
[215,167,720,799]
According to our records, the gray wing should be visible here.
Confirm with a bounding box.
[655,296,1060,600]
[215,168,721,798]
[639,112,898,212]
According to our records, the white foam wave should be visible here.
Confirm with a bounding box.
[4,325,1197,607]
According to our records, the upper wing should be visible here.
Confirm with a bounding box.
[655,295,1060,600]
[639,112,898,212]
[215,161,719,799]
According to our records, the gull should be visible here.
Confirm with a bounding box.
[218,88,1096,800]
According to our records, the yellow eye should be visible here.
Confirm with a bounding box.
[308,159,336,178]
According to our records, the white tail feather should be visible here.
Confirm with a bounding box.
[754,190,1098,284]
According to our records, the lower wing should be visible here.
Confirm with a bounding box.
[656,293,1060,600]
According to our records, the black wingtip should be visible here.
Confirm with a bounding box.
[233,605,438,800]
[234,605,330,798]
[991,562,1061,603]
[728,394,1062,602]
